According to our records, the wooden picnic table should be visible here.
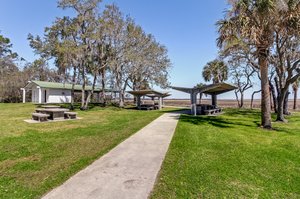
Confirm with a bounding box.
[36,108,69,120]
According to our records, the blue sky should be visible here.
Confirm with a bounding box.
[0,0,267,99]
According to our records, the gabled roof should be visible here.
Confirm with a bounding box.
[24,80,108,92]
[172,83,237,95]
[128,90,170,98]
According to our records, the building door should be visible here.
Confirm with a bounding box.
[44,90,47,103]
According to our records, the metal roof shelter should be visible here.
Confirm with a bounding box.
[128,90,170,110]
[24,81,107,92]
[172,83,237,115]
[21,80,110,104]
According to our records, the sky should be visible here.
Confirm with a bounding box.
[1,0,295,99]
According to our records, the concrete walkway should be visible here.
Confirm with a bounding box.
[42,112,180,199]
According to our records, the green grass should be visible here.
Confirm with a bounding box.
[151,109,300,198]
[0,103,170,199]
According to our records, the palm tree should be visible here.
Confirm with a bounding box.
[216,0,283,129]
[195,83,206,104]
[202,59,228,107]
[292,78,300,110]
[202,60,228,84]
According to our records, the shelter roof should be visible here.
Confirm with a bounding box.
[24,80,110,92]
[172,83,237,95]
[128,90,170,97]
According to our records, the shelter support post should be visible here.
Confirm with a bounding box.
[190,92,197,116]
[212,94,217,107]
[37,86,42,104]
[21,88,26,103]
[137,96,141,110]
[158,97,162,110]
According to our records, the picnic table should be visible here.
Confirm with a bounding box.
[36,108,69,120]
[41,105,61,109]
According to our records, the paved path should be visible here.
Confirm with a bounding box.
[42,112,180,199]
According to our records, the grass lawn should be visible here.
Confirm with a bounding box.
[151,109,300,198]
[0,103,171,199]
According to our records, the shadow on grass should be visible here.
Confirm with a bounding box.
[224,108,261,118]
[179,109,263,129]
[180,115,233,128]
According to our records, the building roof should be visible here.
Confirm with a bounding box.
[128,90,171,98]
[172,83,237,95]
[24,80,108,92]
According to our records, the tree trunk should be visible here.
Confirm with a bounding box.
[283,91,290,115]
[269,81,277,113]
[199,93,203,104]
[276,93,286,122]
[133,80,137,104]
[70,67,76,110]
[83,74,97,110]
[259,53,272,128]
[251,90,261,109]
[294,89,298,110]
[81,69,86,110]
[101,69,106,106]
[235,91,241,108]
[276,88,288,121]
[240,93,244,108]
[119,89,125,108]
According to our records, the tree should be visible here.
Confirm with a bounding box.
[292,78,300,110]
[202,59,228,106]
[103,4,171,107]
[58,0,102,110]
[29,0,103,109]
[231,64,256,108]
[217,0,300,128]
[28,1,171,109]
[195,83,206,104]
[270,30,300,121]
[0,33,23,102]
[202,59,228,83]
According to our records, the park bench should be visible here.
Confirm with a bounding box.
[64,112,77,119]
[32,113,50,122]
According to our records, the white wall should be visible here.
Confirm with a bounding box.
[48,89,71,103]
[30,85,71,104]
[31,85,39,103]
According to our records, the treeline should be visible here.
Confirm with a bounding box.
[0,34,60,102]
[216,0,300,127]
[1,0,171,108]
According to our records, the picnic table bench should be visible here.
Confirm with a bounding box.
[32,113,50,122]
[204,108,222,115]
[140,104,155,110]
[64,112,77,119]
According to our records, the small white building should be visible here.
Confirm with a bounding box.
[21,81,103,104]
